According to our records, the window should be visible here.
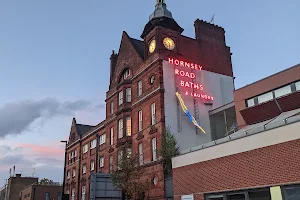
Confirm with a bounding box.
[118,91,123,105]
[138,80,143,96]
[152,138,157,161]
[151,103,156,125]
[126,148,132,158]
[99,134,106,145]
[138,110,143,131]
[126,88,131,102]
[124,69,130,80]
[72,169,76,177]
[257,92,273,104]
[274,85,292,98]
[283,185,300,200]
[82,164,86,174]
[71,151,74,158]
[45,192,50,200]
[118,150,123,170]
[100,157,104,168]
[109,156,113,173]
[81,186,86,200]
[71,189,75,200]
[68,153,71,160]
[66,190,69,195]
[90,139,97,149]
[110,127,114,145]
[118,119,123,138]
[139,143,143,165]
[67,171,70,179]
[110,101,114,114]
[74,150,77,157]
[58,192,62,200]
[206,188,271,200]
[126,117,132,136]
[83,144,88,154]
[247,98,255,107]
[91,161,95,171]
[296,81,300,91]
[82,165,86,174]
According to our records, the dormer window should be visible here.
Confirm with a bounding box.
[123,69,130,80]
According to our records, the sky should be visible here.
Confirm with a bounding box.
[0,0,299,185]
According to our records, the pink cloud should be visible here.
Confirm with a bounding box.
[17,143,64,159]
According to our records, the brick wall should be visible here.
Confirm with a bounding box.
[173,139,300,200]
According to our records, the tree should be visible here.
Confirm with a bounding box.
[111,148,149,200]
[40,178,54,184]
[159,128,180,176]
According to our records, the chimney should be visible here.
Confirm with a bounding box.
[194,19,226,45]
[15,174,21,178]
[110,50,118,83]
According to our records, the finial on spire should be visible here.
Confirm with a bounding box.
[150,0,172,20]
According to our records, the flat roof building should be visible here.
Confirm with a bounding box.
[172,64,300,200]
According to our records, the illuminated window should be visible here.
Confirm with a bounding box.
[138,80,143,96]
[109,156,113,173]
[123,69,130,80]
[90,139,97,149]
[152,138,157,161]
[72,169,76,177]
[82,165,86,174]
[100,157,104,168]
[126,88,131,102]
[110,102,114,114]
[151,103,156,125]
[138,110,143,131]
[90,161,95,171]
[118,119,123,138]
[118,91,123,105]
[99,134,106,145]
[296,81,300,91]
[139,143,143,165]
[81,186,85,200]
[110,127,114,145]
[257,92,273,104]
[274,85,292,98]
[83,144,88,154]
[126,117,131,136]
[247,98,255,107]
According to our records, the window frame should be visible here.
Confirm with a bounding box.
[126,116,132,136]
[99,134,106,145]
[118,119,123,138]
[110,101,114,115]
[138,110,143,132]
[139,143,143,165]
[151,103,156,125]
[100,156,104,168]
[138,80,143,96]
[118,91,123,105]
[90,161,95,171]
[126,88,131,102]
[90,139,97,149]
[110,127,114,145]
[152,138,157,161]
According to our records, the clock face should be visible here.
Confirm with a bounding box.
[149,39,156,53]
[163,37,175,50]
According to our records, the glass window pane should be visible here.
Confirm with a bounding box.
[295,81,300,91]
[274,85,292,98]
[227,194,245,200]
[258,92,273,104]
[249,190,271,200]
[283,185,300,200]
[247,98,255,107]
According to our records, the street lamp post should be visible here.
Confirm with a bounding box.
[61,140,68,199]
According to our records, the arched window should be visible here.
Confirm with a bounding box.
[123,69,131,80]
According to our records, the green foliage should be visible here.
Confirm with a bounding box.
[111,149,149,200]
[40,178,53,184]
[159,128,180,176]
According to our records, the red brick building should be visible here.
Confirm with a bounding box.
[63,1,235,199]
[19,182,62,200]
[172,64,300,200]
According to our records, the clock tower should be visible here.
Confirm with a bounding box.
[142,0,184,58]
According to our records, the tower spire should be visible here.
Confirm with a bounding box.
[149,0,172,20]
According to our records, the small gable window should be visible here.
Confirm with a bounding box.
[123,69,131,80]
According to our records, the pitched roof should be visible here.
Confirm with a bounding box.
[76,124,95,135]
[129,37,144,59]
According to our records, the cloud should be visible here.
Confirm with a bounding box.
[0,144,64,182]
[0,98,93,138]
